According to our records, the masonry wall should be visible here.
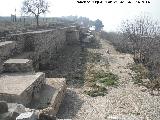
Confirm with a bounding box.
[5,26,78,70]
[0,41,17,73]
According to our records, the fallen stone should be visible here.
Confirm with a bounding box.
[0,101,8,113]
[16,111,37,120]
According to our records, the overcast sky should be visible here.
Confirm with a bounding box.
[0,0,160,31]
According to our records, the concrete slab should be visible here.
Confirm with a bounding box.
[0,72,44,95]
[0,72,45,105]
[4,59,34,73]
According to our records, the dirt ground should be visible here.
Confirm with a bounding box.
[45,36,160,120]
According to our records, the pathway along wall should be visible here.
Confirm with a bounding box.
[1,26,79,71]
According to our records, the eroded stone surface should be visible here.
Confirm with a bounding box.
[0,72,45,105]
[16,111,37,120]
[30,78,67,116]
[0,41,16,73]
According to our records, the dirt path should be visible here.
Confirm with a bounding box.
[57,38,160,120]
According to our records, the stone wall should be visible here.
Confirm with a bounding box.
[20,72,46,106]
[0,41,17,73]
[66,30,80,45]
[5,26,78,70]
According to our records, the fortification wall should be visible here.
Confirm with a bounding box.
[2,26,79,71]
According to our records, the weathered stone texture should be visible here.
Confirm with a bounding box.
[39,78,67,116]
[66,30,79,45]
[0,72,45,106]
[0,41,16,73]
[5,26,78,70]
[7,34,26,55]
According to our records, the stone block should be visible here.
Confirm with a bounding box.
[0,72,45,105]
[66,30,79,44]
[3,59,34,73]
[30,78,66,116]
[0,41,16,60]
[16,111,37,120]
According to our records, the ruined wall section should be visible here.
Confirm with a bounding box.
[4,26,78,70]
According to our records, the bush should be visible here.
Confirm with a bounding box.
[130,63,149,84]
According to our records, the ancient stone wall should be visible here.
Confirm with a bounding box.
[0,41,17,72]
[66,30,80,45]
[20,72,45,106]
[4,26,78,70]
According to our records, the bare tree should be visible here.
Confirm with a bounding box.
[21,0,49,26]
[119,15,160,79]
[121,15,160,63]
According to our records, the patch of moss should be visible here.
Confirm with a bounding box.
[84,85,107,97]
[94,71,118,86]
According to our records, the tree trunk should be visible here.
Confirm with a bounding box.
[36,15,39,27]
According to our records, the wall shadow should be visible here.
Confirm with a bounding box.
[56,89,84,119]
[41,37,101,88]
[42,42,87,88]
[41,34,101,118]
